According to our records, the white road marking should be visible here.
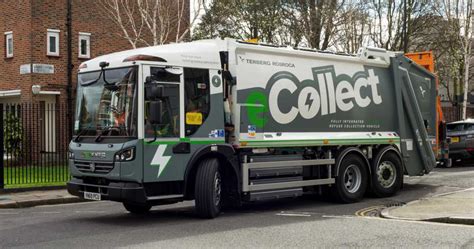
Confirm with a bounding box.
[276,211,312,217]
[34,211,61,214]
[74,210,106,213]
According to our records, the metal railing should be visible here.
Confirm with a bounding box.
[0,102,72,189]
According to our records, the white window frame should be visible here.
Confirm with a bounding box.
[47,29,60,56]
[5,31,13,58]
[78,32,91,59]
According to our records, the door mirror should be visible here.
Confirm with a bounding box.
[145,84,164,100]
[148,100,163,124]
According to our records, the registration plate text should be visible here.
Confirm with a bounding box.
[84,191,101,201]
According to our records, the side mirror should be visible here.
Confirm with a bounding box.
[145,84,164,100]
[148,100,163,124]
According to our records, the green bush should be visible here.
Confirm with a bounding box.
[4,112,23,157]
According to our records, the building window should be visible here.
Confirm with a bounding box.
[47,29,60,56]
[5,31,13,58]
[78,32,91,59]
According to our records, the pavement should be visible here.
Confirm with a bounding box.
[0,180,473,226]
[0,189,85,208]
[381,188,474,225]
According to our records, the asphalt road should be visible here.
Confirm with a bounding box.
[1,166,474,248]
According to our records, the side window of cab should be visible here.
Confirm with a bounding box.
[184,68,210,136]
[144,67,181,138]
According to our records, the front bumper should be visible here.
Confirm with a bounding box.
[67,178,147,204]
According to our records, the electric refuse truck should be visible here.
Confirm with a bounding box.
[67,38,437,218]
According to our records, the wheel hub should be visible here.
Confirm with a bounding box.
[343,164,362,193]
[377,161,396,188]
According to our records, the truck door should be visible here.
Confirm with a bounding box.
[141,66,224,183]
[142,65,185,183]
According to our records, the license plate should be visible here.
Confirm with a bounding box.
[451,137,460,143]
[84,191,101,201]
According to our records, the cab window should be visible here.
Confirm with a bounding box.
[184,68,210,136]
[145,67,181,138]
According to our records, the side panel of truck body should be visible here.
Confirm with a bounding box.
[227,41,436,175]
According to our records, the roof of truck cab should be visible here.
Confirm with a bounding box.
[79,39,225,72]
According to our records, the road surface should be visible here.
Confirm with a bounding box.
[1,167,473,248]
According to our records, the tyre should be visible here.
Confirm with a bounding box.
[195,158,222,218]
[123,202,152,214]
[331,154,369,203]
[371,150,403,198]
[443,158,452,168]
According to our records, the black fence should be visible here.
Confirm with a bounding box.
[0,102,72,189]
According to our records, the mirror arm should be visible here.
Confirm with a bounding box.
[147,124,158,144]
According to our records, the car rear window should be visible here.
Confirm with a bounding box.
[447,124,466,132]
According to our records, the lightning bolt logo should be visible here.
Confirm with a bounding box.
[151,145,171,178]
[305,92,315,111]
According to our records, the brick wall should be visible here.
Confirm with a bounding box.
[0,0,189,161]
[0,0,190,103]
[0,0,33,94]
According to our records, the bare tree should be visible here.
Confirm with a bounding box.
[432,0,473,118]
[332,1,371,53]
[291,0,346,50]
[97,0,208,48]
[96,0,143,48]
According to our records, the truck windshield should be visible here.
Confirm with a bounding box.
[74,66,138,138]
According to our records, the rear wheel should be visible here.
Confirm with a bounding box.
[331,154,368,203]
[371,150,403,198]
[123,202,152,214]
[195,158,222,218]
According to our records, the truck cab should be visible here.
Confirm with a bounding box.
[67,40,234,213]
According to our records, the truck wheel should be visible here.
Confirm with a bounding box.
[331,154,368,203]
[371,151,403,198]
[195,158,222,218]
[443,158,452,168]
[123,202,152,214]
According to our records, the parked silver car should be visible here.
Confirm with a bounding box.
[447,119,474,164]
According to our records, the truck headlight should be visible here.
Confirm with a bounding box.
[69,151,74,159]
[115,147,135,162]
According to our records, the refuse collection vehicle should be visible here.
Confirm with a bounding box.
[67,38,437,218]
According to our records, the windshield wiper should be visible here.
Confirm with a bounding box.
[74,125,93,142]
[95,125,123,142]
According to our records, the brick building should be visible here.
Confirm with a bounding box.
[0,0,188,159]
[0,0,148,106]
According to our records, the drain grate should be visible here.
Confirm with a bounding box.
[385,201,406,208]
[356,202,406,217]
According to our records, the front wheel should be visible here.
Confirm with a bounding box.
[331,154,368,203]
[371,150,403,198]
[123,202,152,214]
[195,158,222,218]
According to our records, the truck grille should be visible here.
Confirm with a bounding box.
[75,160,115,174]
